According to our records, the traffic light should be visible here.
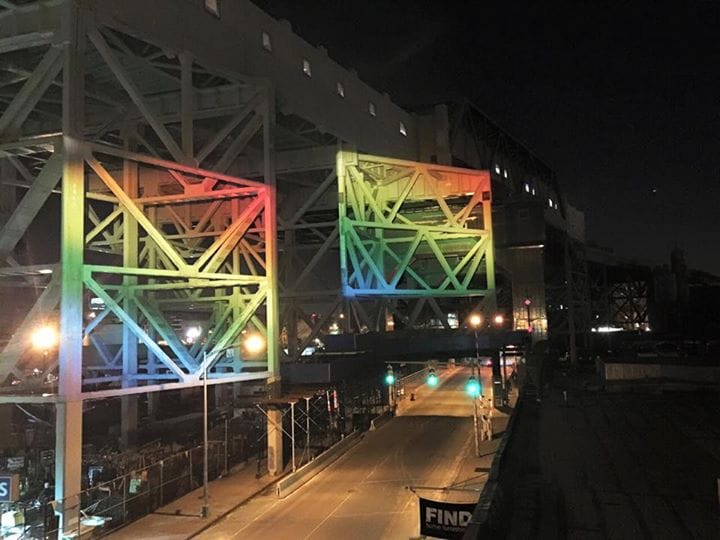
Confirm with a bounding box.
[465,375,481,398]
[427,368,438,387]
[384,365,395,385]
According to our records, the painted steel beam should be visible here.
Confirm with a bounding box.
[0,152,62,255]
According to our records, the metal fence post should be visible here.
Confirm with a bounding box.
[122,474,127,522]
[160,460,164,507]
[291,401,296,472]
[224,416,229,475]
[189,451,193,492]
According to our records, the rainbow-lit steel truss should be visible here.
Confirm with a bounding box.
[338,152,495,299]
[0,3,279,531]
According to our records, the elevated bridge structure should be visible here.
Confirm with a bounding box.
[0,1,637,536]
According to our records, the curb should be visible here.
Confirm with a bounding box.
[369,408,394,430]
[187,472,288,539]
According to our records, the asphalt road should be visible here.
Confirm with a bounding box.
[200,367,488,540]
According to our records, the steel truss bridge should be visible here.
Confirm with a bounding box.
[0,0,649,535]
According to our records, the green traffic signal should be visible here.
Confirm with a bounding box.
[465,376,481,398]
[385,373,395,385]
[427,372,438,387]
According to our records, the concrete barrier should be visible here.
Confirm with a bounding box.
[463,392,525,539]
[275,431,361,498]
[369,408,394,431]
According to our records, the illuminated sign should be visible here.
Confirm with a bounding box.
[0,474,20,502]
[419,497,475,539]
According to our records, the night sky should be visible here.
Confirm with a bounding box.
[253,0,720,275]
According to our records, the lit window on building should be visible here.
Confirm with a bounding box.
[494,164,501,174]
[548,198,553,207]
[368,101,376,116]
[503,169,508,178]
[532,188,536,195]
[525,183,530,193]
[399,121,407,136]
[204,0,220,17]
[302,59,312,77]
[261,31,272,52]
[337,82,345,97]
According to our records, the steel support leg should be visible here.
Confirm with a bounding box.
[54,400,83,536]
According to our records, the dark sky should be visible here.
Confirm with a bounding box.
[253,0,720,275]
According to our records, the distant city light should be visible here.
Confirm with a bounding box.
[493,314,504,325]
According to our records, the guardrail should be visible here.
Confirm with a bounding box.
[275,431,362,498]
[369,408,394,430]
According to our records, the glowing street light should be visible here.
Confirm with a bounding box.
[468,313,482,328]
[31,325,58,352]
[244,333,266,354]
[185,326,202,344]
[493,314,504,326]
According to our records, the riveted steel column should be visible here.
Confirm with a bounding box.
[55,2,86,535]
[120,129,139,448]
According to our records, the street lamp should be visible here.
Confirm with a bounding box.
[493,313,508,404]
[200,333,267,518]
[466,375,481,456]
[467,314,484,457]
[384,365,395,408]
[244,333,266,354]
[31,325,58,352]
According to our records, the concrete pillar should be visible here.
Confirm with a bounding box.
[146,392,159,421]
[54,401,83,534]
[120,396,138,448]
[266,408,283,476]
[214,385,224,409]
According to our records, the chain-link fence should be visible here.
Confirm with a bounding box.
[3,384,387,538]
[40,440,233,538]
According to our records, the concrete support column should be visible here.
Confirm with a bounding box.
[120,396,138,448]
[146,392,159,421]
[266,408,283,476]
[54,401,83,534]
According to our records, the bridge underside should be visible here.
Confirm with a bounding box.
[0,1,647,536]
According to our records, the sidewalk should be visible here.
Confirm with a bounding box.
[107,462,279,540]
